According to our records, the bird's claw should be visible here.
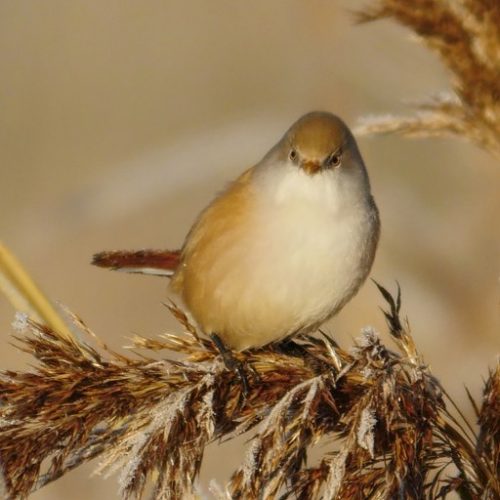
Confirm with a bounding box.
[210,333,250,397]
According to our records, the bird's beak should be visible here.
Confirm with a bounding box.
[301,160,322,175]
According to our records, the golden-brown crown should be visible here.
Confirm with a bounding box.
[288,112,348,161]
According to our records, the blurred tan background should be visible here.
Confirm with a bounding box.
[1,1,498,498]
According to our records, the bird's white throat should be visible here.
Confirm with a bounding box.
[255,161,369,214]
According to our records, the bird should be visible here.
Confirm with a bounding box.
[93,111,380,354]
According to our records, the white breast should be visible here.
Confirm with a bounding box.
[218,165,378,349]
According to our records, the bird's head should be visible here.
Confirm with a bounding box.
[284,111,353,175]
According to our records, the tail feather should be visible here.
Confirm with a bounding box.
[92,249,181,277]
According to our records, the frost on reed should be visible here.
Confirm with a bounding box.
[0,285,498,499]
[354,0,500,159]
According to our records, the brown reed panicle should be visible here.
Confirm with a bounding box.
[355,0,500,158]
[0,285,498,499]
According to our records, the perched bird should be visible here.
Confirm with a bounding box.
[94,111,380,352]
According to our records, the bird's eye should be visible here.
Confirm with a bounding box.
[327,151,342,167]
[289,149,298,161]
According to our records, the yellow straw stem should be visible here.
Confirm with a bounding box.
[0,241,75,342]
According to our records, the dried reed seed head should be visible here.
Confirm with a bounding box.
[355,0,500,158]
[0,284,498,498]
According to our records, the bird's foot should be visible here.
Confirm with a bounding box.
[210,333,250,397]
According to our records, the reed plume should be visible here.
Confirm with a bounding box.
[0,285,498,499]
[355,0,500,159]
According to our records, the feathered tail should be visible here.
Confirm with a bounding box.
[92,249,181,277]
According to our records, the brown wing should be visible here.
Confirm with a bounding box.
[92,249,181,277]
